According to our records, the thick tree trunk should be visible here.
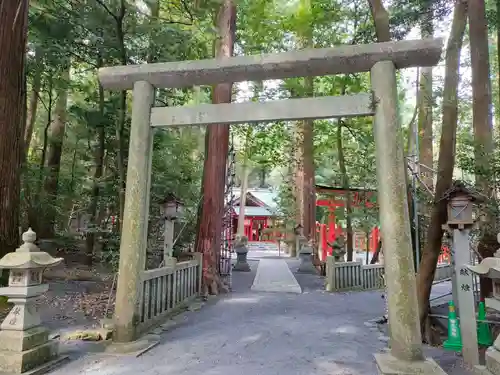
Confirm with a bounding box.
[418,3,434,191]
[85,57,106,266]
[337,122,354,261]
[367,0,390,42]
[370,240,383,264]
[237,162,249,237]
[294,0,315,245]
[470,0,496,299]
[24,47,43,162]
[416,0,467,327]
[115,2,127,232]
[41,63,70,238]
[0,0,29,281]
[497,0,500,135]
[194,0,236,295]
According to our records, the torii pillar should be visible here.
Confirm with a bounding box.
[371,61,446,374]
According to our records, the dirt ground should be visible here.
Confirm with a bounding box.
[0,263,116,332]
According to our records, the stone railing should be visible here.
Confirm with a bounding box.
[136,253,202,335]
[325,257,452,292]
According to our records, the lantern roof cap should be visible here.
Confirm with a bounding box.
[440,180,484,203]
[158,193,184,205]
[0,228,63,269]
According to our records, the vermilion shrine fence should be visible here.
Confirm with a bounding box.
[315,185,378,260]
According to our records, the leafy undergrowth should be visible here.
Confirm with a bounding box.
[0,264,116,329]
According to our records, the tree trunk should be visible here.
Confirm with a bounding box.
[24,46,43,163]
[194,0,236,295]
[294,0,315,245]
[41,63,70,238]
[418,2,434,192]
[416,0,468,327]
[237,162,249,237]
[367,0,391,42]
[370,240,383,264]
[114,1,127,232]
[85,56,106,266]
[469,0,495,299]
[337,122,354,261]
[0,0,29,281]
[497,0,500,135]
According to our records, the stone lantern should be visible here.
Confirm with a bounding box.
[0,228,64,374]
[159,193,184,221]
[159,193,184,260]
[233,235,250,272]
[442,180,482,230]
[297,239,317,274]
[467,237,500,375]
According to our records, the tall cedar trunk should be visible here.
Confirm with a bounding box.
[41,63,70,238]
[498,0,500,135]
[194,0,236,295]
[24,46,43,163]
[337,122,354,261]
[28,81,53,233]
[416,0,467,327]
[294,0,315,245]
[237,127,251,237]
[0,0,28,280]
[370,240,383,264]
[237,159,249,237]
[470,0,496,299]
[85,56,106,266]
[418,2,434,192]
[113,0,127,232]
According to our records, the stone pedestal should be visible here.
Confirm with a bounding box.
[472,336,500,375]
[0,229,66,374]
[297,243,316,274]
[374,353,447,375]
[233,236,250,272]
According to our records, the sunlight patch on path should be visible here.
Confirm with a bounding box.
[251,258,302,294]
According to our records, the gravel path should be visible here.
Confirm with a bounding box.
[48,256,470,375]
[50,258,388,375]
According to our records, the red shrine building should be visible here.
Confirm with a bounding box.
[231,188,278,241]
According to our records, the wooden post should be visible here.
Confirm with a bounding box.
[453,228,479,366]
[113,81,154,343]
[370,61,424,362]
[192,252,203,294]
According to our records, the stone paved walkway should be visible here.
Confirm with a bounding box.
[251,258,302,294]
[48,252,464,375]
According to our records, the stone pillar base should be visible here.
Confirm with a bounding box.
[0,338,60,374]
[233,252,250,272]
[233,261,251,272]
[374,353,447,375]
[297,253,316,274]
[483,346,500,375]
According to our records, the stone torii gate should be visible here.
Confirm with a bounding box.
[99,38,445,374]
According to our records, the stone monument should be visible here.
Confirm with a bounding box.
[233,236,250,272]
[467,233,500,375]
[0,228,65,374]
[297,240,316,274]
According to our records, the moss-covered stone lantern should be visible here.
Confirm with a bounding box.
[0,228,65,374]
